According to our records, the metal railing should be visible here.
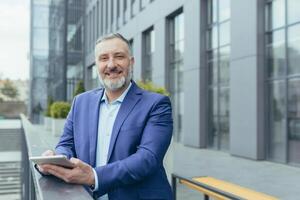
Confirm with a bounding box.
[20,114,94,200]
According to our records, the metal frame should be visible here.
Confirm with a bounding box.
[171,173,244,200]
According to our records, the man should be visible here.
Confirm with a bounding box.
[38,33,173,200]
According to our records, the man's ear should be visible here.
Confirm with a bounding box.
[130,56,135,67]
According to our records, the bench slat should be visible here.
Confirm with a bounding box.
[192,177,278,200]
[180,179,231,200]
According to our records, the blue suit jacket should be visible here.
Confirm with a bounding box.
[55,82,173,200]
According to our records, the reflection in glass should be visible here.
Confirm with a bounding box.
[219,46,230,84]
[207,0,230,151]
[219,0,230,22]
[142,28,154,81]
[266,30,286,77]
[169,12,184,142]
[33,29,49,50]
[267,0,285,30]
[219,21,230,46]
[207,27,219,49]
[288,25,300,75]
[269,81,286,162]
[208,59,218,85]
[207,0,218,24]
[219,87,230,150]
[208,88,218,148]
[288,0,300,24]
[288,79,300,140]
[33,6,49,28]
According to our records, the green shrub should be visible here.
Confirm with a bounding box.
[50,101,71,119]
[137,80,169,96]
[73,80,85,97]
[44,96,53,117]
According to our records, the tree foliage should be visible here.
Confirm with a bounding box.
[1,79,19,99]
[137,80,169,96]
[44,96,54,117]
[73,80,85,97]
[50,101,71,119]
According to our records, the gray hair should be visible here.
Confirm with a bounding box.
[95,33,132,62]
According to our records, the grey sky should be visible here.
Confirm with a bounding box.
[0,0,29,80]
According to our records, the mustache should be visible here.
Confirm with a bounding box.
[105,66,122,73]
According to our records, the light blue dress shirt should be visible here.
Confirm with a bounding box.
[92,83,132,199]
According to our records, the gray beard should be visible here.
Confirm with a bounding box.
[99,67,133,91]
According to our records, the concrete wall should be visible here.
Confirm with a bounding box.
[0,102,27,119]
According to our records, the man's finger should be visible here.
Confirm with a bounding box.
[43,164,70,177]
[70,157,83,167]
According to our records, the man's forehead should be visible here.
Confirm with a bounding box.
[96,38,129,53]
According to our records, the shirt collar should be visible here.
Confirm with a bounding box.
[101,82,132,105]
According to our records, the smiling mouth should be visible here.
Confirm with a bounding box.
[105,71,122,78]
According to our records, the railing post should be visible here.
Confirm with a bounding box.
[171,174,177,200]
[204,194,209,200]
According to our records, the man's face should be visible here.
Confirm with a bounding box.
[95,38,134,91]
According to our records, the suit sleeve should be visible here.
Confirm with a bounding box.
[94,96,173,196]
[55,97,77,159]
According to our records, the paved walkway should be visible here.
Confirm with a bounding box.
[169,142,300,200]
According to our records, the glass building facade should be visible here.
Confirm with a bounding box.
[142,27,155,82]
[30,0,84,122]
[29,0,51,123]
[206,0,231,150]
[66,0,84,102]
[167,10,184,142]
[48,0,66,101]
[266,0,300,164]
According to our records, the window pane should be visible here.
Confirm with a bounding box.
[142,29,154,81]
[266,30,286,77]
[208,59,218,85]
[33,28,49,50]
[175,13,184,41]
[219,46,230,84]
[288,24,300,75]
[219,0,230,22]
[168,12,184,142]
[268,0,285,30]
[175,40,184,61]
[288,0,300,24]
[288,79,300,140]
[268,81,286,162]
[208,87,218,148]
[219,21,230,46]
[207,26,218,49]
[219,87,230,150]
[207,0,218,24]
[33,5,49,28]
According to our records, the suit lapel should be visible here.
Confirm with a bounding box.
[89,88,104,167]
[107,83,142,162]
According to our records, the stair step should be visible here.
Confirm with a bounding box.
[0,189,21,195]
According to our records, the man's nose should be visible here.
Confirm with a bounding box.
[107,57,115,68]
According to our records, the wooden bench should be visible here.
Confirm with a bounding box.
[172,174,278,200]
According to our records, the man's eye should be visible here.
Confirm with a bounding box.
[115,55,125,59]
[99,57,108,61]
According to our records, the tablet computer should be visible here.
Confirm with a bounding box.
[29,155,75,169]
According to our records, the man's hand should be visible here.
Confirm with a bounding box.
[37,150,55,175]
[42,158,95,186]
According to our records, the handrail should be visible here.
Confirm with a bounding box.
[20,114,94,200]
[172,173,244,200]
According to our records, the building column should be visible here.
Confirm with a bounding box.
[230,0,265,159]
